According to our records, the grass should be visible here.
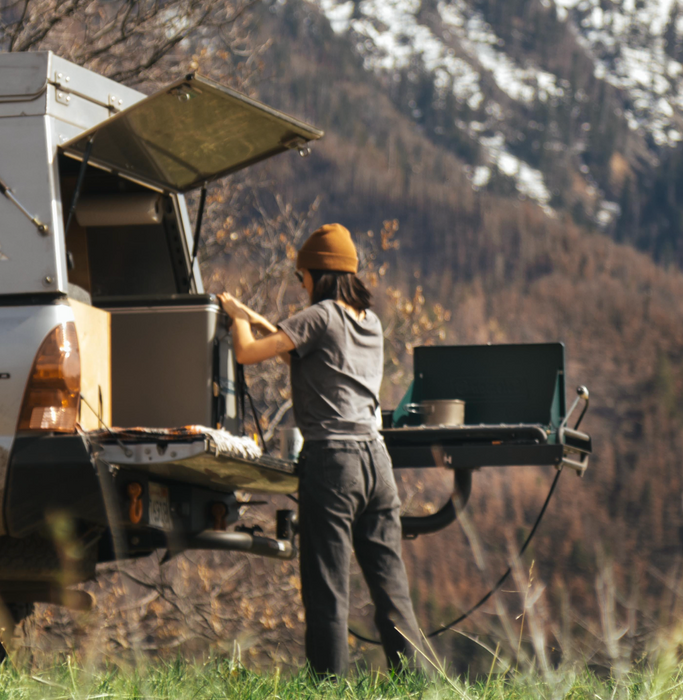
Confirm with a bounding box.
[0,657,680,700]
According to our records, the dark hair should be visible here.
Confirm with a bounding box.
[309,270,372,310]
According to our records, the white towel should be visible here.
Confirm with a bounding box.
[202,427,263,461]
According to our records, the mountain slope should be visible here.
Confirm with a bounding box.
[301,0,683,266]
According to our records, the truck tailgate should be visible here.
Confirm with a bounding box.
[88,427,298,495]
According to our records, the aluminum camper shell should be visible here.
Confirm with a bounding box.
[0,52,323,298]
[0,52,148,298]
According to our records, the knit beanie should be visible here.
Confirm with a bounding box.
[296,223,358,273]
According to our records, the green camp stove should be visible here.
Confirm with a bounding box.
[382,343,592,538]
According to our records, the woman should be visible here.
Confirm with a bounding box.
[218,223,422,676]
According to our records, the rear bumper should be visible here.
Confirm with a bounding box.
[5,433,296,565]
[6,433,239,538]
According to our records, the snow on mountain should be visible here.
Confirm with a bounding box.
[557,0,683,147]
[319,0,485,108]
[437,1,566,107]
[312,0,683,221]
[478,133,553,213]
[315,0,560,212]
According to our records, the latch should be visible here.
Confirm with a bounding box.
[281,135,312,157]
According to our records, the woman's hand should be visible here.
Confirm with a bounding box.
[217,292,293,365]
[218,292,280,335]
[218,292,249,321]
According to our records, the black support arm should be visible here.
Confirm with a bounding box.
[400,468,472,539]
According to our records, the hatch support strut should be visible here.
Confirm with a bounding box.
[64,135,96,236]
[0,176,49,235]
[190,184,207,286]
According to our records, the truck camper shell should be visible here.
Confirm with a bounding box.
[0,52,323,298]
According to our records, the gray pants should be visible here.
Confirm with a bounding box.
[298,438,423,676]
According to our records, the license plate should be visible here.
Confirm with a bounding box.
[148,482,172,530]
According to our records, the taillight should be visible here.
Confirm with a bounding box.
[17,322,80,432]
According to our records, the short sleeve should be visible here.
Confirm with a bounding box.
[278,303,330,358]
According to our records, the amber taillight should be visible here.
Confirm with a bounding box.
[17,322,80,432]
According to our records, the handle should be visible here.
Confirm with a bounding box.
[404,403,434,414]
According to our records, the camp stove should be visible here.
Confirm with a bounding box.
[381,343,592,538]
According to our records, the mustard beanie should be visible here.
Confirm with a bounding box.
[296,223,358,273]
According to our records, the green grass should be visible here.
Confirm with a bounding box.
[0,657,680,700]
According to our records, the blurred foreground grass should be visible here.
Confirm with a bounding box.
[0,657,681,700]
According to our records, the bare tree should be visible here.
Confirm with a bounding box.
[200,181,322,441]
[0,0,260,86]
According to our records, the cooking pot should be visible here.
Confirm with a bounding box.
[405,399,465,426]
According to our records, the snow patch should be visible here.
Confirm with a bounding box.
[555,0,683,148]
[319,0,354,33]
[471,165,491,188]
[596,200,621,228]
[439,2,565,106]
[480,133,555,215]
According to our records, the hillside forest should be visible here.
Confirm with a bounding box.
[3,0,683,675]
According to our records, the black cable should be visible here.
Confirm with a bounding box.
[574,400,589,431]
[241,372,269,455]
[348,467,564,645]
[236,364,247,435]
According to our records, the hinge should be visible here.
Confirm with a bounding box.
[55,89,71,106]
[54,70,70,88]
[54,70,72,106]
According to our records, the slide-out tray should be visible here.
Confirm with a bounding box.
[381,424,563,469]
[89,421,570,492]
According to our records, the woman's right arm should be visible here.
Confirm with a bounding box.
[219,293,293,365]
[241,308,291,365]
[244,308,279,335]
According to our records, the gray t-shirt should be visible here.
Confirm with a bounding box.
[278,299,383,441]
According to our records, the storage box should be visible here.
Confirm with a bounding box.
[98,295,237,430]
